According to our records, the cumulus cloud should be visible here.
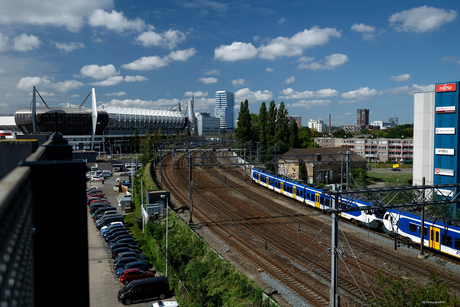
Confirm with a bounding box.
[55,42,85,52]
[0,0,113,32]
[184,91,208,97]
[258,26,342,60]
[351,23,377,40]
[390,74,411,82]
[203,69,219,75]
[278,17,286,24]
[105,91,126,96]
[0,33,9,51]
[79,64,119,79]
[89,75,147,86]
[235,88,273,102]
[13,33,41,51]
[266,67,274,72]
[379,84,435,95]
[232,79,246,86]
[88,9,146,33]
[122,48,196,71]
[168,48,196,61]
[136,29,186,49]
[122,56,169,70]
[341,87,377,101]
[285,76,295,84]
[288,99,331,109]
[104,97,182,108]
[279,87,339,99]
[297,53,348,70]
[16,76,84,92]
[214,42,258,61]
[440,56,460,64]
[389,6,457,33]
[198,77,218,84]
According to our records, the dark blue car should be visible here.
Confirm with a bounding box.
[109,238,136,250]
[100,223,125,236]
[104,230,129,242]
[115,261,149,278]
[112,247,141,259]
[109,242,138,252]
[113,257,149,270]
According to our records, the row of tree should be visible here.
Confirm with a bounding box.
[235,100,317,156]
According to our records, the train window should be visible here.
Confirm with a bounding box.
[436,231,439,243]
[420,227,427,236]
[384,215,388,220]
[455,238,460,250]
[409,223,417,232]
[442,234,452,247]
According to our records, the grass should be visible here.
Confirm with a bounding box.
[367,171,413,186]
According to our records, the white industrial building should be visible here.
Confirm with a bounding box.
[308,119,327,133]
[195,112,220,136]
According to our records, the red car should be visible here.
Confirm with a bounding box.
[119,268,155,285]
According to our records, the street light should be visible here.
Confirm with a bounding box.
[137,175,144,233]
[160,194,168,277]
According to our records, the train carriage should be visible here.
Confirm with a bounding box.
[383,209,460,259]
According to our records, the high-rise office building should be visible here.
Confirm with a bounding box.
[357,109,369,126]
[214,90,235,132]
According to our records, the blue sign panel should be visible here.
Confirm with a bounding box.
[434,81,459,185]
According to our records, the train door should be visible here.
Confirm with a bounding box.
[280,181,284,194]
[315,193,320,208]
[430,227,441,250]
[266,176,269,187]
[258,173,260,184]
[293,186,296,199]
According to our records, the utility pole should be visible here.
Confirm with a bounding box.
[330,184,340,307]
[189,153,194,225]
[419,177,426,257]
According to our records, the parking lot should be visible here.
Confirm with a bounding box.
[87,163,177,306]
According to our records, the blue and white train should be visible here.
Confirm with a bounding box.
[251,168,460,259]
[383,209,460,259]
[251,168,384,229]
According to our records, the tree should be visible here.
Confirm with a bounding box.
[235,100,252,143]
[332,129,346,138]
[299,127,315,148]
[131,130,141,151]
[258,102,268,147]
[275,101,289,153]
[140,130,153,165]
[289,119,299,149]
[266,101,277,146]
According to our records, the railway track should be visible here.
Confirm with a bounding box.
[159,152,460,306]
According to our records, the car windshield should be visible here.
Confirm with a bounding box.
[124,282,134,291]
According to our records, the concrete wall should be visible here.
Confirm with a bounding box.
[0,139,38,180]
[413,92,435,186]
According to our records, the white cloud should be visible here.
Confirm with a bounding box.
[16,76,84,92]
[266,67,274,72]
[105,91,126,96]
[235,88,273,102]
[136,29,186,49]
[0,0,113,32]
[277,17,286,24]
[214,42,258,61]
[194,97,216,110]
[168,48,196,61]
[55,42,85,52]
[184,91,208,97]
[351,23,377,40]
[122,56,169,70]
[0,68,6,74]
[389,6,457,33]
[288,99,331,109]
[440,56,460,64]
[89,75,147,86]
[198,77,217,84]
[379,83,435,95]
[203,69,219,75]
[232,79,246,87]
[104,97,181,108]
[279,87,339,99]
[285,76,295,84]
[341,87,377,100]
[297,53,348,70]
[13,33,41,51]
[88,9,146,33]
[390,74,411,82]
[79,64,119,79]
[258,26,342,60]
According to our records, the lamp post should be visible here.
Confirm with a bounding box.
[137,175,144,233]
[160,194,169,277]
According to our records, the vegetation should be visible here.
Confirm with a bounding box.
[368,263,459,307]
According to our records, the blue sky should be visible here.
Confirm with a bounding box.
[0,1,459,126]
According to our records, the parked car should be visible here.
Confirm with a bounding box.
[391,168,401,171]
[117,276,171,305]
[96,215,124,230]
[110,237,136,249]
[89,203,111,214]
[113,257,149,271]
[119,268,155,285]
[115,251,146,261]
[124,162,131,168]
[104,230,130,242]
[151,301,179,307]
[107,233,133,245]
[96,211,122,223]
[112,247,141,259]
[91,206,117,219]
[115,261,149,278]
[100,223,125,236]
[91,176,105,181]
